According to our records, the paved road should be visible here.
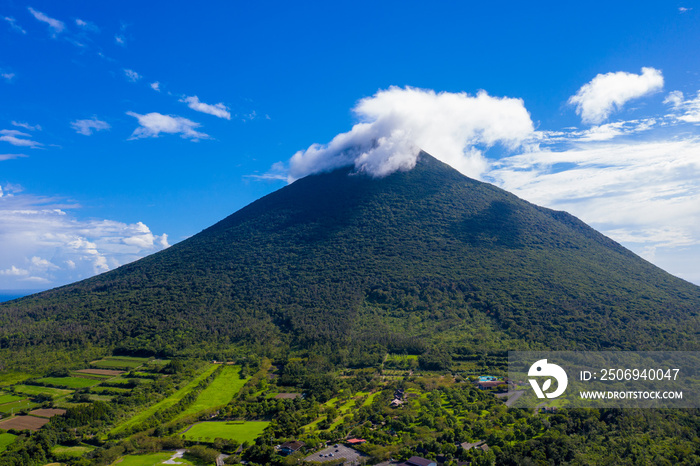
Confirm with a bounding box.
[505,390,525,407]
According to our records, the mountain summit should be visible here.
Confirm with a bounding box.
[2,153,698,360]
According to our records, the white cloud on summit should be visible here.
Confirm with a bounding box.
[0,186,169,288]
[287,86,534,181]
[27,7,64,36]
[181,96,231,120]
[127,111,208,140]
[569,67,664,124]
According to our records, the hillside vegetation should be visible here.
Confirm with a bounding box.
[1,154,699,368]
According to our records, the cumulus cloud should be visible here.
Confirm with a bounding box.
[71,117,110,136]
[0,186,169,289]
[27,7,64,36]
[126,111,208,140]
[150,81,160,92]
[181,95,231,120]
[115,34,126,46]
[123,68,141,82]
[569,67,664,124]
[287,86,534,181]
[4,16,26,34]
[1,73,15,82]
[0,129,42,148]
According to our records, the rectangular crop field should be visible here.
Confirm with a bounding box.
[174,365,249,421]
[0,433,17,453]
[89,357,149,370]
[12,385,73,398]
[110,364,218,435]
[74,368,125,377]
[0,399,37,415]
[51,444,95,457]
[0,415,49,431]
[34,377,100,389]
[111,452,195,466]
[0,393,24,405]
[182,421,270,443]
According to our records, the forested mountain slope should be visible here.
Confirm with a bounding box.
[2,153,698,360]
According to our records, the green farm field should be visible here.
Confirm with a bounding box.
[0,399,37,414]
[90,357,149,370]
[109,452,195,465]
[182,421,270,443]
[52,444,95,457]
[0,372,33,387]
[0,433,16,454]
[34,376,100,389]
[110,364,218,435]
[174,365,249,421]
[0,393,24,405]
[13,384,73,398]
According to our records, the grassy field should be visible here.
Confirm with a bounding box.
[110,364,218,435]
[90,357,150,370]
[0,371,33,387]
[52,444,95,457]
[109,452,196,465]
[174,365,249,421]
[13,384,73,398]
[0,399,38,414]
[183,421,270,443]
[0,433,16,454]
[35,376,100,389]
[0,393,24,405]
[90,386,130,394]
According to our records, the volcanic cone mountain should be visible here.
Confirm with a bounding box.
[1,153,698,359]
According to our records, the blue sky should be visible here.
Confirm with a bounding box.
[2,1,700,290]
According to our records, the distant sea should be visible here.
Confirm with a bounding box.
[0,290,42,303]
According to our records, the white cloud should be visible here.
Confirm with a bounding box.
[0,129,41,148]
[0,154,28,161]
[2,73,15,82]
[0,265,29,276]
[287,86,534,181]
[71,117,111,136]
[664,91,684,108]
[27,7,65,36]
[0,186,170,289]
[679,7,691,12]
[115,34,126,46]
[126,111,209,140]
[488,137,700,284]
[12,121,41,131]
[3,16,26,34]
[150,81,160,92]
[75,18,99,32]
[181,95,231,120]
[568,67,664,124]
[124,68,141,82]
[665,91,700,123]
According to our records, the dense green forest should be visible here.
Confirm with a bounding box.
[0,153,699,464]
[1,154,698,370]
